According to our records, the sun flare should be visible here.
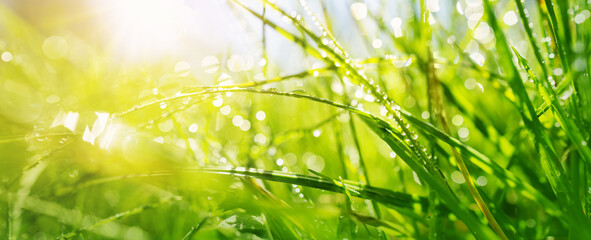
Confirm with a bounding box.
[96,0,191,62]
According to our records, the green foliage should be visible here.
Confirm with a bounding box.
[1,0,590,239]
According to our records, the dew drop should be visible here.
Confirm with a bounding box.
[188,123,198,133]
[174,61,191,77]
[350,2,368,20]
[313,130,321,137]
[240,120,251,131]
[372,39,383,49]
[476,176,488,186]
[421,111,430,119]
[254,133,267,145]
[212,97,223,107]
[390,17,403,38]
[153,136,164,144]
[42,36,68,59]
[452,115,464,126]
[256,111,266,121]
[220,105,231,115]
[1,51,13,62]
[451,171,465,184]
[458,127,470,138]
[158,119,174,132]
[574,11,588,24]
[232,115,243,127]
[503,11,518,25]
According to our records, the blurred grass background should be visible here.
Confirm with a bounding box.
[1,0,590,239]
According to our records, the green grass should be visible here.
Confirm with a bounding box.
[1,0,591,239]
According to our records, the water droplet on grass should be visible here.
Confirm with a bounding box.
[153,136,164,144]
[421,111,430,119]
[212,97,223,107]
[43,36,68,59]
[372,39,382,48]
[254,133,267,145]
[227,55,246,72]
[469,52,485,66]
[452,115,464,126]
[188,123,198,133]
[232,115,243,127]
[220,105,231,115]
[451,171,465,184]
[266,88,279,93]
[1,51,12,62]
[313,130,321,137]
[305,154,325,172]
[240,120,251,131]
[350,2,367,20]
[574,11,588,24]
[174,61,191,77]
[158,119,174,132]
[476,176,488,186]
[256,111,266,121]
[390,17,403,38]
[458,127,470,138]
[503,11,518,25]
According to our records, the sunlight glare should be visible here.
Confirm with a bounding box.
[98,0,191,62]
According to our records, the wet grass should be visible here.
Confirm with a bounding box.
[1,0,591,239]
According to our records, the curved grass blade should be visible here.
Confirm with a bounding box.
[185,167,426,211]
[0,192,151,239]
[119,86,561,217]
[182,216,210,240]
[123,85,560,217]
[185,67,333,90]
[58,197,179,239]
[54,167,425,211]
